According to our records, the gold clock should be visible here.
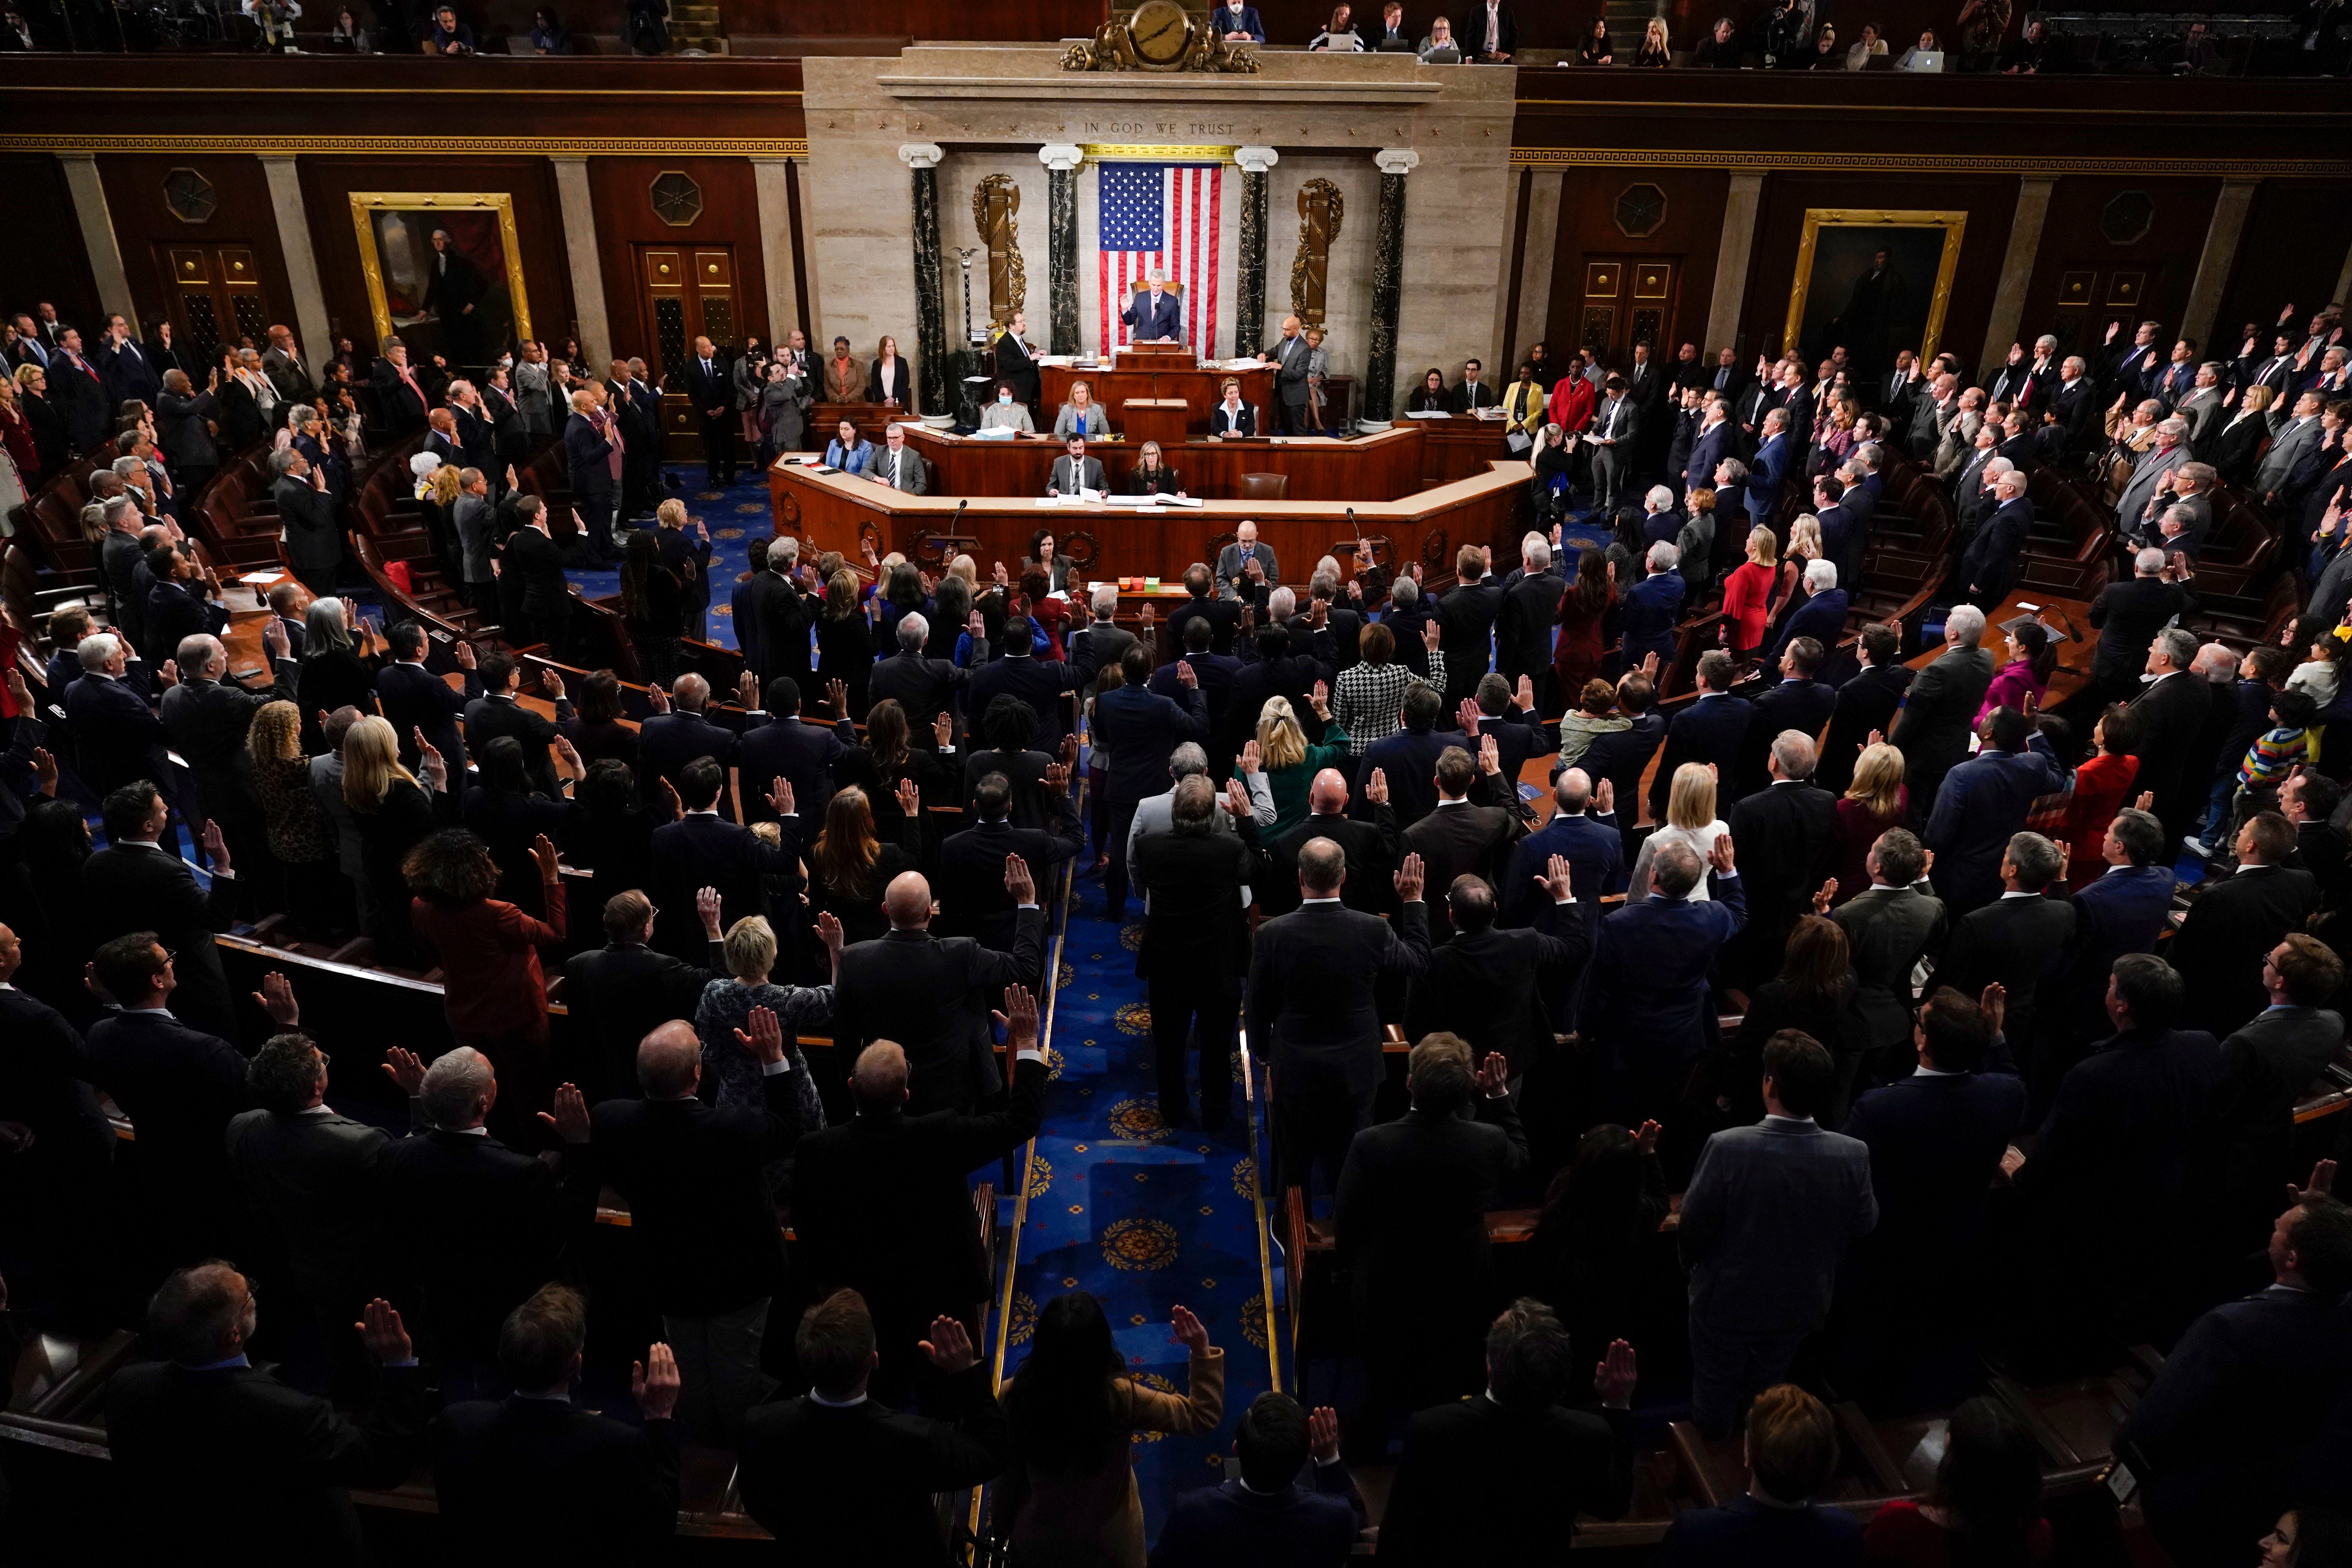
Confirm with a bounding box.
[1128,0,1194,67]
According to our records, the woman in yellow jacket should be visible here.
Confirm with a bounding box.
[1503,359,1548,454]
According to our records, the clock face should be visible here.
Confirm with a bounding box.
[1130,0,1193,64]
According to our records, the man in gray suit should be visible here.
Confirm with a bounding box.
[1889,603,1995,812]
[224,982,423,1405]
[1261,313,1312,434]
[2174,362,2227,452]
[2116,415,2191,531]
[1124,741,1274,909]
[1045,433,1107,497]
[1214,518,1280,603]
[1679,1030,1877,1436]
[2257,389,2326,505]
[867,422,930,495]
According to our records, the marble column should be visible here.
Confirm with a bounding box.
[2181,179,2260,352]
[2337,240,2352,330]
[750,157,802,343]
[1039,143,1083,356]
[1702,172,1764,358]
[259,156,333,367]
[902,143,948,417]
[1364,149,1417,426]
[1234,145,1278,358]
[549,156,612,370]
[1512,168,1565,366]
[1979,178,2054,378]
[56,155,134,328]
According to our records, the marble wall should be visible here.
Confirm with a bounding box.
[938,150,1049,344]
[800,45,1517,420]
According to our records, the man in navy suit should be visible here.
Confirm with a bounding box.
[1121,272,1185,343]
[2036,807,2175,1083]
[2117,1191,2352,1568]
[1922,706,2070,916]
[1499,769,1624,1027]
[1151,1392,1363,1567]
[1093,642,1210,920]
[967,615,1095,754]
[62,630,171,797]
[1743,407,1791,524]
[1682,397,1733,500]
[1654,1384,1865,1559]
[1812,473,1865,591]
[647,756,803,956]
[1209,0,1267,40]
[375,620,479,780]
[1842,985,2029,1399]
[680,333,736,485]
[1580,834,1746,1126]
[1762,559,1849,670]
[637,671,750,823]
[1954,468,2033,610]
[98,313,162,409]
[1738,637,1837,799]
[1353,682,1471,831]
[1616,541,1685,677]
[1679,1032,1877,1435]
[738,676,857,829]
[1149,615,1243,764]
[1651,649,1752,816]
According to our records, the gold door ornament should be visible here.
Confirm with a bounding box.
[1289,178,1343,328]
[971,173,1027,329]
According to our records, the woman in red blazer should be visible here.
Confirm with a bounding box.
[407,827,567,1143]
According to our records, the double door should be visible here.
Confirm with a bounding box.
[156,243,272,360]
[639,243,740,461]
[1576,255,1681,370]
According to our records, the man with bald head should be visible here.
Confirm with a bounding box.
[1248,840,1433,1196]
[639,668,757,822]
[1261,764,1404,918]
[591,1008,809,1443]
[791,986,1047,1396]
[831,857,1046,1116]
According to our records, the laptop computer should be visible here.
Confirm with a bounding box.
[1907,49,1945,70]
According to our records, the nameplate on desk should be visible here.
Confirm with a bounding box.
[1405,409,1453,420]
[239,570,287,586]
[971,428,1020,440]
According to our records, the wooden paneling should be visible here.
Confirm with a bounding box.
[0,155,102,334]
[1737,172,2017,378]
[294,156,573,358]
[724,0,1104,40]
[94,153,294,342]
[586,155,770,375]
[2216,180,2352,356]
[2016,174,2219,365]
[898,420,1443,501]
[1544,166,1729,365]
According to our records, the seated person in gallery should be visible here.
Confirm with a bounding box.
[1209,378,1260,439]
[1125,440,1187,497]
[1214,0,1267,42]
[1046,434,1108,497]
[822,417,874,476]
[1407,367,1451,413]
[981,379,1036,434]
[1053,380,1111,441]
[1418,14,1464,60]
[1122,273,1183,344]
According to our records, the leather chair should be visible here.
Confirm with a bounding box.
[1240,472,1289,501]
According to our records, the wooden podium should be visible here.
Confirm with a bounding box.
[1042,350,1277,437]
[1120,398,1191,453]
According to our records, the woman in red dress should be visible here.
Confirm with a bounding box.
[1720,525,1780,661]
[1552,546,1615,698]
[2061,704,2143,889]
[1862,1396,2051,1565]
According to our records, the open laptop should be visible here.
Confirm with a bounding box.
[1907,48,1945,69]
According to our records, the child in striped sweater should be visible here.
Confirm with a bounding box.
[2231,687,2321,832]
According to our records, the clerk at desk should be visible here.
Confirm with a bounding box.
[1209,377,1259,439]
[1046,434,1108,497]
[1122,274,1183,344]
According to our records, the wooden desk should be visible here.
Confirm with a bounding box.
[1042,360,1275,435]
[889,422,1502,506]
[1906,592,2098,712]
[768,457,1528,585]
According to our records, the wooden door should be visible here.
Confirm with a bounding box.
[641,243,739,461]
[158,244,271,361]
[2046,265,2160,365]
[1575,255,1679,372]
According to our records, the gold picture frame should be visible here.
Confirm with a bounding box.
[1783,207,1966,368]
[348,191,531,355]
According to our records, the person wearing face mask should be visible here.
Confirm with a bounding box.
[980,379,1035,434]
[1216,0,1266,41]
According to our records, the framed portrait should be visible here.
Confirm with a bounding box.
[1783,208,1966,371]
[348,192,531,368]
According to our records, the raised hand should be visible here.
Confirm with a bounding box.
[1169,1304,1210,1356]
[1239,739,1261,775]
[31,746,56,797]
[370,1046,424,1098]
[543,668,565,702]
[1515,673,1536,712]
[2293,1159,2338,1207]
[261,614,291,660]
[1175,657,1198,689]
[737,669,761,710]
[657,777,683,820]
[647,682,671,715]
[1980,980,2008,1038]
[1422,617,1442,653]
[1593,777,1615,815]
[896,776,923,820]
[1457,696,1484,735]
[1811,878,1837,913]
[1004,851,1036,906]
[1309,1406,1341,1464]
[158,658,179,689]
[1479,732,1502,777]
[1634,1119,1661,1155]
[1366,766,1389,806]
[828,677,849,717]
[632,1342,681,1421]
[529,833,561,882]
[1534,853,1573,904]
[934,711,955,748]
[998,982,1039,1054]
[254,970,300,1026]
[200,819,231,875]
[2134,790,2156,812]
[1640,651,1660,677]
[731,1004,785,1065]
[416,732,448,790]
[920,1314,978,1375]
[1224,778,1252,819]
[455,638,477,670]
[696,885,724,938]
[1044,759,1072,795]
[1395,850,1425,903]
[1593,1339,1638,1408]
[815,910,846,958]
[769,777,797,818]
[358,1298,412,1364]
[1475,1051,1510,1098]
[1706,833,1736,876]
[554,733,583,775]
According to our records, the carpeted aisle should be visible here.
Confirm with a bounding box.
[998,899,1288,1538]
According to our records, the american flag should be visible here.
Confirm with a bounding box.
[1098,162,1221,355]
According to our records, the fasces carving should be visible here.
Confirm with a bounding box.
[971,173,1027,328]
[1289,178,1343,328]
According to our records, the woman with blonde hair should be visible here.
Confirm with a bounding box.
[695,911,835,1195]
[1053,379,1109,441]
[1721,525,1780,660]
[248,699,338,929]
[1246,692,1350,837]
[1633,13,1672,63]
[13,361,64,485]
[1813,739,1913,907]
[1627,762,1729,901]
[344,712,454,964]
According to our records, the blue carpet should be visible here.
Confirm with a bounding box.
[565,467,777,652]
[999,895,1287,1537]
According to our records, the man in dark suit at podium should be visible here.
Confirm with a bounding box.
[1122,273,1183,343]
